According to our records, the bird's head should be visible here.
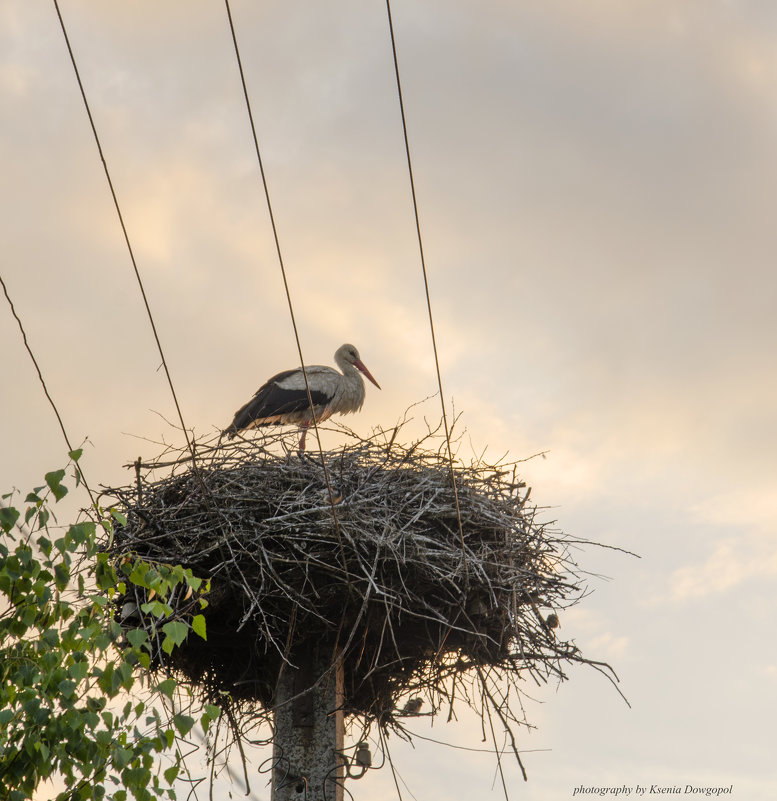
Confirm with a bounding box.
[336,343,381,389]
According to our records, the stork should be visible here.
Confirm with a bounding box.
[223,343,381,450]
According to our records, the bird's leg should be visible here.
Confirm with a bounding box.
[298,422,310,453]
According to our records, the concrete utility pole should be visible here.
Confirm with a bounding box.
[271,655,344,801]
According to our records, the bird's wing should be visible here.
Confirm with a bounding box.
[226,366,336,434]
[270,365,341,393]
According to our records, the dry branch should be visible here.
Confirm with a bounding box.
[103,420,619,753]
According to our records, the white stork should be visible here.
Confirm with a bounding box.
[223,343,380,450]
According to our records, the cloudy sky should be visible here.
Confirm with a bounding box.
[2,1,776,799]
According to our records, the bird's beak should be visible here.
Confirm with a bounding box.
[355,359,381,390]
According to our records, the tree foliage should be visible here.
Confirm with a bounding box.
[0,452,218,801]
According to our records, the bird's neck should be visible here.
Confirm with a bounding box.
[336,357,358,377]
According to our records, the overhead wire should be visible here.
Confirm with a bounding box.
[378,728,407,801]
[402,727,551,755]
[222,0,353,586]
[51,1,244,593]
[51,0,199,472]
[383,0,469,586]
[482,692,512,801]
[40,3,495,792]
[221,0,327,459]
[0,272,96,509]
[50,3,248,694]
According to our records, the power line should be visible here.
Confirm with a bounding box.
[52,0,198,469]
[384,0,469,585]
[222,0,325,454]
[0,272,96,508]
[223,0,352,586]
[401,727,551,755]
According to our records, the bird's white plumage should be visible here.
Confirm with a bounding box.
[224,343,380,449]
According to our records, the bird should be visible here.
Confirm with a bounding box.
[398,697,423,716]
[223,343,380,451]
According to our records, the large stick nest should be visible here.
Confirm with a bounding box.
[105,421,618,738]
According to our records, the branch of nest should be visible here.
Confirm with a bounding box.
[102,417,627,753]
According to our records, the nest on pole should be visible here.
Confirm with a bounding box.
[104,420,621,764]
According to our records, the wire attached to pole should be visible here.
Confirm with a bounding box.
[384,0,469,587]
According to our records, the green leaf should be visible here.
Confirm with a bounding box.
[95,729,113,748]
[191,614,207,641]
[110,508,128,527]
[0,505,20,533]
[45,469,68,501]
[41,628,59,648]
[200,704,220,734]
[128,561,151,587]
[116,659,134,691]
[97,662,120,696]
[0,468,219,801]
[68,660,88,681]
[89,593,109,608]
[185,573,202,592]
[161,620,189,648]
[94,553,117,591]
[126,628,148,648]
[68,521,95,545]
[37,534,53,557]
[36,506,50,529]
[141,600,173,618]
[113,745,134,770]
[154,678,177,700]
[173,714,195,737]
[68,448,83,463]
[54,562,70,591]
